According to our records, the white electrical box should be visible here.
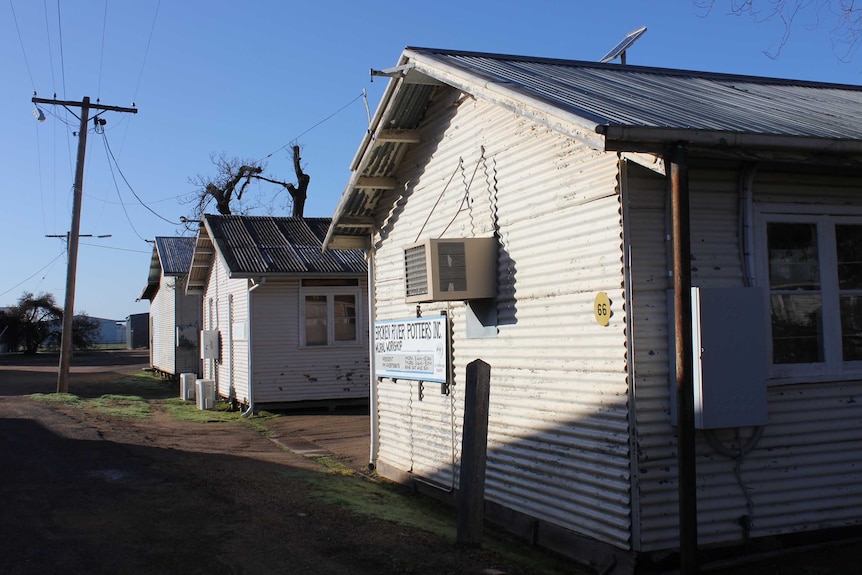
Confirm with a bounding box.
[669,287,769,429]
[200,330,219,360]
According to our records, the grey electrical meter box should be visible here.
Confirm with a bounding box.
[669,287,769,429]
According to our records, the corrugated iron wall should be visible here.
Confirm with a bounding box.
[251,279,369,404]
[626,161,862,551]
[373,90,632,548]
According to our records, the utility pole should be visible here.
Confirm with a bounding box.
[32,96,137,394]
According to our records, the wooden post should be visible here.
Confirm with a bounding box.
[457,359,491,546]
[31,96,137,394]
[670,143,699,574]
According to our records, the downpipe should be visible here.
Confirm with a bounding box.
[242,277,265,418]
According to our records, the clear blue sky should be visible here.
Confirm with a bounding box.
[2,1,861,321]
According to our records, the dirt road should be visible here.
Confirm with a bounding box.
[0,351,569,575]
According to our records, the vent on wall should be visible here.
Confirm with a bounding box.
[404,237,497,303]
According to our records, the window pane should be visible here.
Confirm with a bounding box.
[770,294,823,363]
[767,222,819,290]
[333,294,357,342]
[841,295,862,361]
[836,224,862,290]
[305,295,328,346]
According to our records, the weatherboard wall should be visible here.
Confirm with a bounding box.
[150,274,178,375]
[149,275,200,376]
[249,279,369,404]
[624,161,862,551]
[371,91,633,549]
[201,254,251,405]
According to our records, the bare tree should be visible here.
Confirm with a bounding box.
[695,0,862,60]
[186,145,310,225]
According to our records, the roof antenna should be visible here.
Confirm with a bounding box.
[600,26,647,65]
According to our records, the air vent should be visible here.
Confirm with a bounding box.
[403,238,497,303]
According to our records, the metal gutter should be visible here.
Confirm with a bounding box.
[600,125,862,155]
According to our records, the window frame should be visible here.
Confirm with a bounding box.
[298,285,361,348]
[756,204,862,384]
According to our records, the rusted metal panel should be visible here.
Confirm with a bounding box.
[372,94,633,548]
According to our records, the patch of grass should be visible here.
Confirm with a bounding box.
[307,454,360,476]
[302,470,456,539]
[159,398,278,430]
[92,394,151,418]
[28,392,84,407]
[296,466,580,574]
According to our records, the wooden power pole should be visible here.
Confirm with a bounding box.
[31,96,137,394]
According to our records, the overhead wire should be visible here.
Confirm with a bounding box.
[0,250,67,298]
[80,242,149,254]
[97,0,108,101]
[101,130,182,226]
[257,91,366,162]
[56,0,67,98]
[9,0,36,91]
[43,0,56,95]
[101,132,148,242]
[132,0,160,103]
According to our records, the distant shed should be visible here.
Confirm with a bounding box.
[125,312,149,350]
[186,215,369,411]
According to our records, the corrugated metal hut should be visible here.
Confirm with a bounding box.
[324,47,862,570]
[138,236,201,377]
[186,215,369,411]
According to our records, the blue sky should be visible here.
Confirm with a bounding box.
[2,0,861,321]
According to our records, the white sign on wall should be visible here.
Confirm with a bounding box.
[374,316,448,383]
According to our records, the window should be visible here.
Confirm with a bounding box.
[759,209,862,382]
[300,286,360,347]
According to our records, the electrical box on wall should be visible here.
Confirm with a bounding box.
[403,237,497,303]
[669,287,769,429]
[200,330,220,360]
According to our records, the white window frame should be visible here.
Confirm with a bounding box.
[299,286,361,347]
[756,204,862,384]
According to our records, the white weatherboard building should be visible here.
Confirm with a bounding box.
[186,215,369,411]
[324,47,862,570]
[138,236,201,377]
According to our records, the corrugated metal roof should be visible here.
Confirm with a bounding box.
[325,46,862,249]
[155,236,196,276]
[138,236,196,300]
[409,47,862,141]
[204,215,366,276]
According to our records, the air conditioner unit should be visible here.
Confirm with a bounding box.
[404,237,497,303]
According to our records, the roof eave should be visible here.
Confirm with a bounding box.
[600,125,862,156]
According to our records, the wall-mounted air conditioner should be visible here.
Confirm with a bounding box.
[404,237,497,303]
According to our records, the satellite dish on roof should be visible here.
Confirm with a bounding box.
[600,26,647,65]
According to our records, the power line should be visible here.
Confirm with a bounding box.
[0,250,66,298]
[257,91,365,162]
[80,242,149,254]
[132,0,160,102]
[101,131,182,226]
[43,0,56,95]
[9,0,36,90]
[55,0,67,98]
[97,0,108,100]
